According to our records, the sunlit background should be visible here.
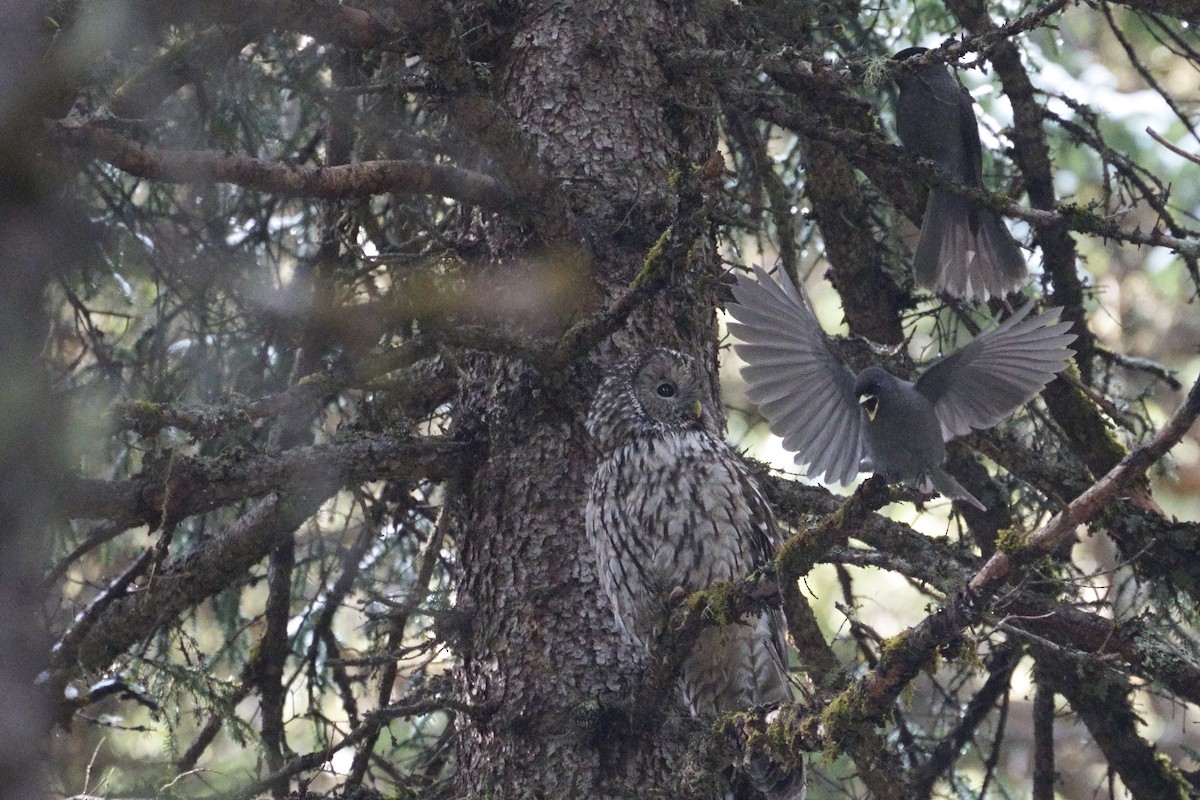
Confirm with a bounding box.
[41,1,1200,798]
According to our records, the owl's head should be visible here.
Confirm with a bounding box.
[627,349,717,431]
[587,348,720,448]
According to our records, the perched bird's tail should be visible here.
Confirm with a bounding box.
[923,467,986,511]
[914,188,1028,302]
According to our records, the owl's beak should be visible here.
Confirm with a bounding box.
[691,399,704,420]
[858,393,878,421]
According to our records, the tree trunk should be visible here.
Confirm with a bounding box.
[0,3,70,797]
[447,1,724,796]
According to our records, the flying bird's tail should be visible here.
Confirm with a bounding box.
[923,467,986,511]
[914,188,1028,302]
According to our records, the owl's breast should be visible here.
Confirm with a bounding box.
[589,432,756,603]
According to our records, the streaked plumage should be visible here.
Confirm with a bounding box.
[894,46,1028,301]
[585,348,804,800]
[728,266,1077,509]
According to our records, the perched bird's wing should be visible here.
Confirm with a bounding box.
[727,265,865,485]
[956,79,984,187]
[916,304,1077,440]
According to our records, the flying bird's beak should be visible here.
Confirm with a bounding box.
[691,399,704,420]
[858,393,878,421]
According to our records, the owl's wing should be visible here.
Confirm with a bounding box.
[916,304,1077,440]
[727,265,865,486]
[722,466,794,705]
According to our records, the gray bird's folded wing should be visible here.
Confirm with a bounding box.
[915,304,1077,440]
[727,265,865,485]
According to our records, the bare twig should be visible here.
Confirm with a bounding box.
[1146,125,1200,166]
[970,373,1200,592]
[53,120,514,208]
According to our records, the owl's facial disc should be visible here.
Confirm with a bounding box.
[653,379,701,421]
[668,391,705,425]
[632,350,713,431]
[858,392,878,421]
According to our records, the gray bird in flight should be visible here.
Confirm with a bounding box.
[893,46,1028,301]
[727,265,1077,510]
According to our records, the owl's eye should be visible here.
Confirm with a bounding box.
[656,382,676,398]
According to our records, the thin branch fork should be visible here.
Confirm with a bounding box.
[746,96,1200,258]
[888,0,1071,72]
[194,695,471,800]
[971,372,1200,592]
[884,138,1200,257]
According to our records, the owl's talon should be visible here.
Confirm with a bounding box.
[665,585,688,607]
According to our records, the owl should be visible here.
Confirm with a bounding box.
[585,347,804,800]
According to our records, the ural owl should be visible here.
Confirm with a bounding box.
[585,347,803,800]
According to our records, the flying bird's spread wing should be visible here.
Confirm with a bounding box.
[727,266,865,485]
[916,304,1077,440]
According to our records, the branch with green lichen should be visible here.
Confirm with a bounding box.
[730,369,1200,783]
[758,374,1200,771]
[731,694,908,800]
[1036,644,1196,799]
[969,373,1200,592]
[775,474,896,580]
[550,162,713,367]
[632,391,1200,794]
[727,520,1200,798]
[550,226,679,367]
[773,476,897,684]
[589,562,843,798]
[823,515,1200,708]
[606,474,912,797]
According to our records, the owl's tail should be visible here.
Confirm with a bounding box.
[746,755,806,800]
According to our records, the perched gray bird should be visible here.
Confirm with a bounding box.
[586,348,804,800]
[728,266,1076,510]
[893,46,1028,301]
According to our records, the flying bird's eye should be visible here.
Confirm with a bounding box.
[656,382,676,398]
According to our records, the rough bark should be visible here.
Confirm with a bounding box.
[444,1,726,796]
